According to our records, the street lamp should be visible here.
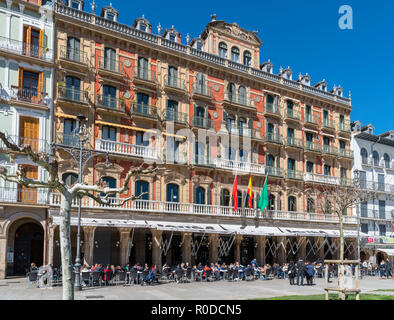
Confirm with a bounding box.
[53,114,112,291]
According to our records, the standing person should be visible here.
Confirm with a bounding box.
[305,261,315,285]
[296,259,305,286]
[288,261,296,285]
[379,260,386,279]
[385,258,392,279]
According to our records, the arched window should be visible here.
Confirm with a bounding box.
[373,151,379,166]
[268,194,275,210]
[195,73,205,95]
[266,154,275,168]
[166,183,179,202]
[231,46,240,62]
[243,50,251,66]
[194,141,205,164]
[137,57,149,78]
[135,180,149,200]
[226,113,236,132]
[62,172,78,187]
[238,116,247,135]
[288,196,297,212]
[238,86,246,105]
[219,42,227,58]
[220,189,230,206]
[239,149,248,162]
[384,153,390,168]
[227,83,236,101]
[307,198,315,213]
[361,148,368,164]
[194,186,205,204]
[266,94,274,105]
[236,190,243,208]
[65,76,81,101]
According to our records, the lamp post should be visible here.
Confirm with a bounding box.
[54,114,112,291]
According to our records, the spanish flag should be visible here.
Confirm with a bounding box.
[247,175,253,209]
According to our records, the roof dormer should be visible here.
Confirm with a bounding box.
[190,37,204,51]
[100,3,119,22]
[67,0,84,10]
[260,60,273,74]
[330,85,343,97]
[278,66,292,80]
[361,124,375,135]
[163,26,181,43]
[314,80,328,92]
[351,120,362,133]
[296,73,311,86]
[133,15,151,33]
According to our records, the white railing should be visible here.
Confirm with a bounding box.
[0,187,48,205]
[48,195,357,224]
[95,139,158,159]
[304,173,339,185]
[214,158,265,174]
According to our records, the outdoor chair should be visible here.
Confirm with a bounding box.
[245,269,254,281]
[204,269,213,282]
[174,269,184,283]
[233,270,240,282]
[185,268,193,282]
[141,270,151,286]
[114,272,126,286]
[91,272,102,286]
[104,271,113,286]
[128,270,138,285]
[226,269,233,281]
[81,272,92,287]
[27,271,39,288]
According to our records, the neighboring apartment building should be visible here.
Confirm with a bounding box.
[0,0,360,278]
[0,0,54,277]
[351,122,394,264]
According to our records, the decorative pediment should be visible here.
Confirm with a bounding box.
[191,174,213,185]
[164,172,186,185]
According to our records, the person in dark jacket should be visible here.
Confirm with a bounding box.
[288,261,296,285]
[296,259,305,286]
[385,259,392,279]
[305,261,314,285]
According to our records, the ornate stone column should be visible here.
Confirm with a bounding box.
[254,236,266,266]
[276,237,286,264]
[181,233,192,264]
[315,237,325,260]
[234,235,243,263]
[82,226,96,266]
[47,225,55,266]
[118,228,132,266]
[151,230,163,269]
[208,234,219,263]
[0,236,7,279]
[134,231,146,265]
[297,236,307,261]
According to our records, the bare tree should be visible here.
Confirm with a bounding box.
[0,132,158,300]
[307,176,377,299]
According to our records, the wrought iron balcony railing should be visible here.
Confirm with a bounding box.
[59,45,88,64]
[286,137,303,148]
[162,109,188,124]
[96,94,125,112]
[163,75,187,91]
[132,66,157,82]
[265,132,283,144]
[130,103,157,118]
[0,134,50,153]
[191,116,214,129]
[58,86,89,104]
[224,92,254,108]
[304,141,322,153]
[98,56,124,74]
[0,36,53,61]
[264,102,281,115]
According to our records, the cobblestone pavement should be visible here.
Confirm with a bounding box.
[0,277,393,300]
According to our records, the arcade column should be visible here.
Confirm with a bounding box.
[314,237,325,260]
[254,236,266,266]
[276,237,286,264]
[181,233,192,264]
[297,237,307,261]
[134,231,146,265]
[208,234,219,263]
[152,230,163,269]
[118,228,132,266]
[234,235,243,263]
[82,226,96,266]
[0,236,6,279]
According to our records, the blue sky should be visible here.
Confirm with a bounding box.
[93,0,394,134]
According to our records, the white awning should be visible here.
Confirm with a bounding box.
[219,224,283,236]
[377,249,394,257]
[52,216,150,229]
[147,221,231,234]
[278,227,368,238]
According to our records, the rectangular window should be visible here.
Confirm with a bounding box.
[378,174,385,191]
[168,66,178,86]
[306,105,311,121]
[361,223,368,234]
[323,110,329,125]
[379,200,386,219]
[360,202,368,218]
[324,165,331,176]
[102,126,116,141]
[359,171,366,188]
[379,225,386,236]
[136,131,148,147]
[306,161,313,173]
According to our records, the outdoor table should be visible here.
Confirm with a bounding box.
[194,270,203,281]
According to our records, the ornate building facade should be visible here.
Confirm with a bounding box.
[0,0,361,278]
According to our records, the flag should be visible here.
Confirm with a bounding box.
[232,175,238,212]
[258,175,269,211]
[247,175,253,209]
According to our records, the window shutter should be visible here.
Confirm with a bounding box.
[193,185,197,204]
[18,67,23,89]
[223,111,227,123]
[207,187,211,205]
[26,26,32,56]
[38,72,44,101]
[39,29,44,58]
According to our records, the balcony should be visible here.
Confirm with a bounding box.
[285,137,303,149]
[132,67,157,87]
[192,84,213,101]
[0,187,48,205]
[304,141,322,154]
[284,108,301,122]
[223,124,252,138]
[191,116,214,129]
[265,132,283,145]
[338,121,351,133]
[163,75,187,93]
[266,166,284,178]
[0,135,50,153]
[359,180,394,193]
[252,129,265,141]
[360,210,394,221]
[95,139,157,160]
[285,170,304,180]
[304,173,339,185]
[49,194,357,224]
[59,45,88,65]
[193,155,214,167]
[162,109,188,125]
[322,118,336,130]
[96,94,125,113]
[98,57,124,75]
[264,102,281,118]
[340,177,353,187]
[215,158,265,175]
[56,132,90,149]
[223,93,254,110]
[130,103,158,119]
[304,114,320,126]
[322,145,338,156]
[0,36,53,62]
[338,148,354,159]
[9,86,49,107]
[58,86,89,105]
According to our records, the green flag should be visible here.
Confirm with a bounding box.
[258,176,269,211]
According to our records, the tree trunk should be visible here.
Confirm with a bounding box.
[338,210,345,300]
[59,193,74,300]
